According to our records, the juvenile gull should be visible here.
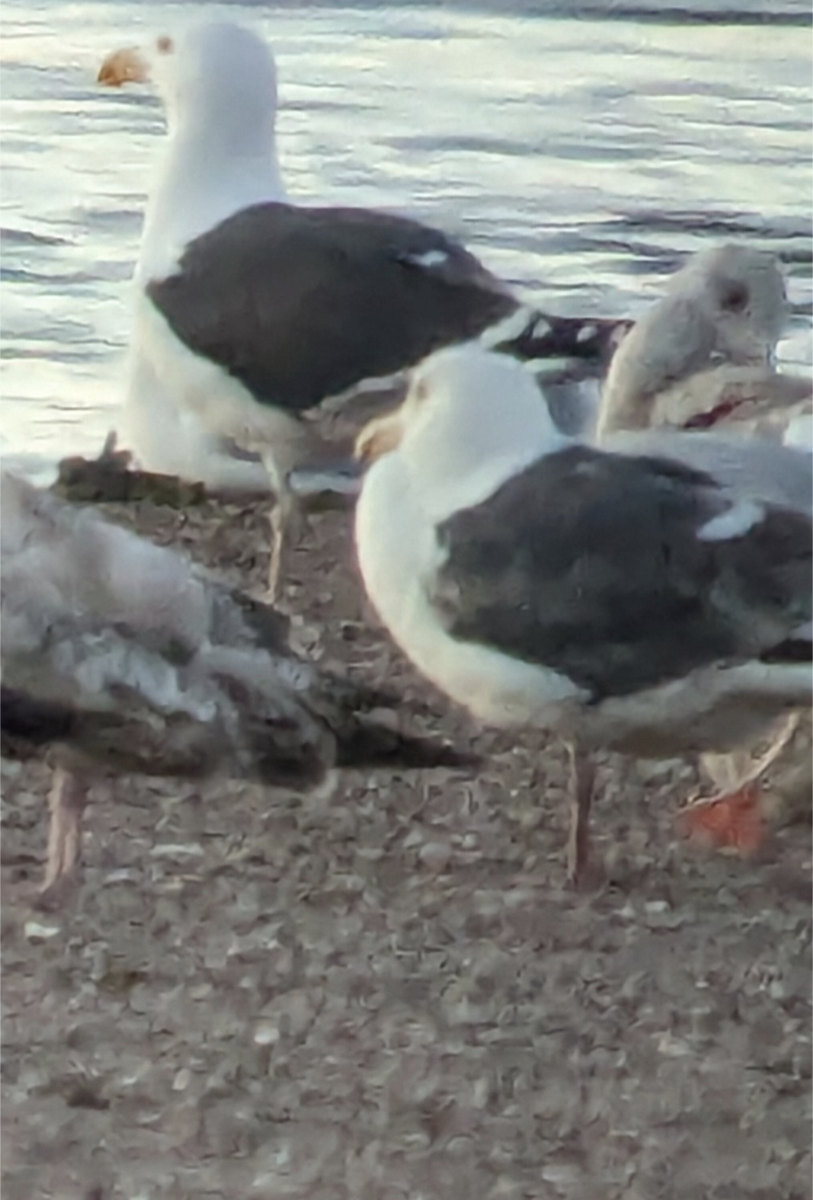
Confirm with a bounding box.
[598,243,812,441]
[98,20,624,598]
[0,472,471,905]
[354,346,812,883]
[596,243,813,847]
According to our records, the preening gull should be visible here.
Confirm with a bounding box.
[598,243,812,441]
[353,346,812,883]
[596,243,813,847]
[0,472,471,905]
[98,20,625,598]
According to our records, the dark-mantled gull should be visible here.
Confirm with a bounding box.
[98,20,625,598]
[353,346,812,883]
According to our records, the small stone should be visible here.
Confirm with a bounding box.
[419,842,451,870]
[149,842,203,859]
[253,1021,280,1046]
[24,920,61,942]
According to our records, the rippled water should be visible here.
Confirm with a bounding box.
[2,0,811,481]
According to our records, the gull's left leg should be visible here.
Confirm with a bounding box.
[36,768,90,909]
[566,741,598,887]
[681,714,801,854]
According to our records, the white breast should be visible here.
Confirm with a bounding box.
[355,453,582,728]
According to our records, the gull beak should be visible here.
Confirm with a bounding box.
[354,411,405,465]
[97,46,151,87]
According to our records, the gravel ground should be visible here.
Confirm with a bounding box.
[2,494,811,1200]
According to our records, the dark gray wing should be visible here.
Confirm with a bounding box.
[147,202,517,414]
[431,445,812,700]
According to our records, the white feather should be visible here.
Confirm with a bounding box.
[697,499,765,542]
[125,23,287,484]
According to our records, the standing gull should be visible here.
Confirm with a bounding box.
[354,346,812,883]
[98,20,624,598]
[596,242,813,848]
[1,472,471,905]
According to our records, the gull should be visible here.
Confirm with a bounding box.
[353,346,812,883]
[97,20,625,599]
[1,472,471,905]
[599,243,812,441]
[597,242,813,850]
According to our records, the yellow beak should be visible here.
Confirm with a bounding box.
[97,46,150,87]
[354,411,406,465]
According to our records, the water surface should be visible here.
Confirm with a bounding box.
[2,0,811,480]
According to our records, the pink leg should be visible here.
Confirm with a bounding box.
[266,496,307,606]
[37,768,90,907]
[266,503,286,604]
[566,742,598,887]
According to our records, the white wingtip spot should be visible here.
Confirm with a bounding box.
[479,306,534,350]
[697,499,765,542]
[576,323,599,345]
[409,249,449,270]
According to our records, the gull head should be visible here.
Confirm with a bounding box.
[98,21,279,137]
[356,346,562,519]
[676,243,789,365]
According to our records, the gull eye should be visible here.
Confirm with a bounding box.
[719,281,749,313]
[157,35,174,54]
